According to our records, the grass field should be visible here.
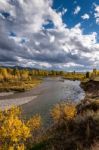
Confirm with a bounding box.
[0,79,42,92]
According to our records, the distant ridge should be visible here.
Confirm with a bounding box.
[0,65,39,70]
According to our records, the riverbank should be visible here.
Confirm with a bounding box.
[31,99,99,150]
[0,79,85,121]
[30,79,99,149]
[0,78,98,150]
[0,78,42,92]
[81,79,99,99]
[0,96,37,111]
[1,80,98,150]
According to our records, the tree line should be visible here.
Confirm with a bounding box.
[0,67,65,81]
[0,67,99,82]
[85,68,99,79]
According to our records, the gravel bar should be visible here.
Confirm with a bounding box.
[0,96,37,110]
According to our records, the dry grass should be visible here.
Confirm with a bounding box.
[0,79,42,92]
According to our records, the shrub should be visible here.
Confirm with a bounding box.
[44,101,99,150]
[0,107,42,150]
[50,103,76,122]
[27,115,42,131]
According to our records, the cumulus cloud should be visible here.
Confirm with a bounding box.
[0,0,99,71]
[74,6,81,15]
[81,13,90,20]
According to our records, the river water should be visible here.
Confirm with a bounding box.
[0,78,85,124]
[22,78,85,123]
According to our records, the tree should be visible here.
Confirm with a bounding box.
[20,70,29,80]
[93,68,97,76]
[12,68,20,79]
[0,68,8,81]
[59,71,64,76]
[86,72,90,78]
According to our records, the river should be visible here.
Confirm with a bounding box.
[0,78,85,124]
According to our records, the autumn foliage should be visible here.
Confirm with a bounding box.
[0,100,99,150]
[0,107,42,150]
[51,103,76,122]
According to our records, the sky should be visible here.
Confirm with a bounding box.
[0,0,99,71]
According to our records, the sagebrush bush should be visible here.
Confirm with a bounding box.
[43,101,99,150]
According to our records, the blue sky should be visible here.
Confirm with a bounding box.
[53,0,99,34]
[0,0,99,71]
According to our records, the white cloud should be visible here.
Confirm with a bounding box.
[96,18,99,24]
[74,6,81,15]
[94,4,99,17]
[0,0,15,17]
[81,13,90,20]
[0,0,12,11]
[0,0,65,33]
[48,8,66,30]
[61,8,67,15]
[0,0,99,71]
[94,4,99,24]
[49,35,55,43]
